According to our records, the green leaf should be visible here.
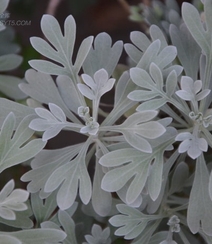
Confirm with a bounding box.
[169,161,189,195]
[30,15,93,77]
[8,229,66,244]
[83,32,123,77]
[0,75,27,100]
[0,98,35,128]
[0,113,46,173]
[58,210,77,244]
[92,161,112,217]
[109,204,161,240]
[165,70,178,97]
[20,69,81,123]
[109,111,166,153]
[100,128,176,204]
[182,2,210,54]
[21,144,82,196]
[30,192,58,225]
[0,54,22,71]
[0,0,9,12]
[187,154,212,235]
[0,205,33,229]
[0,180,29,220]
[170,24,201,80]
[0,234,21,244]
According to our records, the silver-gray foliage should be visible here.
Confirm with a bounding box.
[1,0,212,243]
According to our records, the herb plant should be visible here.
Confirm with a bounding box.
[0,0,212,243]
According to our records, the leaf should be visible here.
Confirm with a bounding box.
[92,162,112,217]
[30,192,58,225]
[170,24,201,80]
[149,25,168,50]
[169,162,189,195]
[8,229,66,244]
[30,140,92,210]
[21,143,82,196]
[102,71,136,126]
[56,75,85,114]
[0,206,33,229]
[44,154,91,210]
[84,224,111,244]
[0,54,22,71]
[0,113,46,173]
[110,111,166,153]
[187,154,212,235]
[0,98,35,128]
[0,180,29,220]
[83,32,123,77]
[58,210,77,244]
[20,69,81,123]
[0,75,27,100]
[78,69,116,101]
[154,46,177,69]
[30,15,93,77]
[0,235,21,244]
[29,103,77,141]
[136,98,167,111]
[100,148,150,203]
[205,0,212,34]
[128,66,169,110]
[0,0,9,19]
[100,128,176,204]
[109,204,161,240]
[137,40,161,70]
[165,70,177,97]
[182,2,210,54]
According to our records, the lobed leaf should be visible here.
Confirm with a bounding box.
[20,69,81,123]
[30,15,93,77]
[182,2,210,54]
[0,113,46,173]
[187,154,212,235]
[83,32,123,77]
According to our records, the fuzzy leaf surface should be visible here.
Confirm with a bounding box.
[0,113,46,173]
[109,204,161,240]
[7,229,66,244]
[187,154,212,235]
[83,32,123,77]
[0,180,29,220]
[29,15,93,76]
[20,69,80,123]
[109,110,166,153]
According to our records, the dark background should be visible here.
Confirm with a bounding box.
[6,0,190,74]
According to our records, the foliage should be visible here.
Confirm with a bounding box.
[1,0,212,243]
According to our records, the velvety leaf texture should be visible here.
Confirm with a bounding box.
[0,113,46,173]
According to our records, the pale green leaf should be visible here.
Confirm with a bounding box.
[187,154,212,235]
[0,98,35,127]
[0,54,22,71]
[58,210,77,244]
[170,24,201,80]
[0,75,27,100]
[0,234,21,244]
[83,32,123,77]
[92,162,112,217]
[21,143,82,196]
[0,0,9,15]
[182,2,210,54]
[8,229,66,244]
[30,15,92,77]
[0,113,46,173]
[20,69,80,123]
